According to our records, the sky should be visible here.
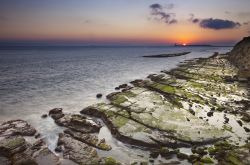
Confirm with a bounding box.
[0,0,250,46]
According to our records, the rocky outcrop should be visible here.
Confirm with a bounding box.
[57,133,99,164]
[81,54,250,164]
[0,119,36,137]
[229,36,250,77]
[47,109,119,164]
[0,114,118,165]
[48,108,101,133]
[0,120,60,165]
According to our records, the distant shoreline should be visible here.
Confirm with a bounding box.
[174,44,233,47]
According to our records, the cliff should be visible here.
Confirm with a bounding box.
[229,36,250,77]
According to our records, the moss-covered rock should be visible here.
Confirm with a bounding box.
[200,157,214,164]
[63,129,112,151]
[82,87,226,147]
[103,157,119,165]
[0,136,27,157]
[176,152,189,160]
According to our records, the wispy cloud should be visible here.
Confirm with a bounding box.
[238,12,250,18]
[243,21,250,25]
[189,14,199,23]
[149,3,177,25]
[84,19,92,24]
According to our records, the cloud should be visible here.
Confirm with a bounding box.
[149,3,162,10]
[189,14,199,23]
[169,19,177,24]
[192,18,199,23]
[199,18,241,30]
[238,12,250,18]
[189,15,241,30]
[84,19,92,24]
[149,3,177,25]
[243,21,250,25]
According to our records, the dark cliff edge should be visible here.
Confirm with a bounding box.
[229,36,250,78]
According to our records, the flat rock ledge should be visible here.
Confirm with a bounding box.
[80,53,250,164]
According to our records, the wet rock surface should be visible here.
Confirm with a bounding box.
[80,53,250,164]
[50,110,101,133]
[57,132,99,164]
[63,129,112,151]
[49,108,65,120]
[0,120,60,165]
[0,119,36,137]
[49,110,118,164]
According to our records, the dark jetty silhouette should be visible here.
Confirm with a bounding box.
[143,51,191,58]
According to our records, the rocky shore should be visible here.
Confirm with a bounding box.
[1,37,250,165]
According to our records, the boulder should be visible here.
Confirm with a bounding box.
[41,114,48,119]
[96,93,103,98]
[0,120,36,137]
[49,108,64,120]
[0,136,27,157]
[52,113,101,133]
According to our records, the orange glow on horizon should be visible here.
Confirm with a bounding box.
[175,33,196,45]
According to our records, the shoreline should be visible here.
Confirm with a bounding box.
[1,51,250,164]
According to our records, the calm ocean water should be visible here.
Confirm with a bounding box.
[0,46,232,160]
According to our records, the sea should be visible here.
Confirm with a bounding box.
[0,46,232,163]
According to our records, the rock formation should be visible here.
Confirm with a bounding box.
[229,36,250,77]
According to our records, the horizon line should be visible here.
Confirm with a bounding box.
[0,44,234,48]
